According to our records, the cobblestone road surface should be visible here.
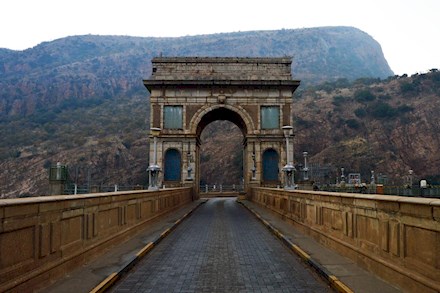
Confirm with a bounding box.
[111,198,332,292]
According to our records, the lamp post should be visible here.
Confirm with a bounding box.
[187,148,193,181]
[282,125,296,189]
[303,151,309,181]
[147,127,161,190]
[408,169,413,188]
[340,167,345,185]
[251,153,257,180]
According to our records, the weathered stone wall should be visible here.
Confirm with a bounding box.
[250,188,440,293]
[150,57,293,80]
[0,188,193,292]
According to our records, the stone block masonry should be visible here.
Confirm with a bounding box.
[144,57,301,195]
[149,57,293,81]
[250,188,440,292]
[0,188,193,292]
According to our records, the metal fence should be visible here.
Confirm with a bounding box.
[199,184,244,193]
[317,185,377,194]
[317,184,440,198]
[64,184,146,195]
[382,186,440,198]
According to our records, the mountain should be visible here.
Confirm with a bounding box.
[0,26,400,197]
[0,26,392,118]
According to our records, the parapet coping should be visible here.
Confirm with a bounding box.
[151,56,293,64]
[0,187,192,207]
[255,187,440,206]
[143,79,301,86]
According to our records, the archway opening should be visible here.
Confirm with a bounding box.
[195,107,248,189]
[196,107,248,138]
[200,120,243,187]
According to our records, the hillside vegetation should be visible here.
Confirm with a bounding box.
[2,26,426,197]
[200,71,440,186]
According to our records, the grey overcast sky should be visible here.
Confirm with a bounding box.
[1,0,439,75]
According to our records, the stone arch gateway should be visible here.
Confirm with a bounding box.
[143,57,300,196]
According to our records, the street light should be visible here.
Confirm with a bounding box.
[408,169,413,188]
[187,145,193,181]
[147,127,161,190]
[370,170,375,185]
[282,125,296,189]
[340,167,346,185]
[251,142,257,180]
[251,153,257,180]
[303,151,309,181]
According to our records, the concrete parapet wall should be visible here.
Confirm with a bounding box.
[0,188,193,292]
[250,188,440,293]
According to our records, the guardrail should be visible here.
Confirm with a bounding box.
[64,184,146,194]
[199,184,244,193]
[316,184,440,198]
[383,186,440,197]
[317,185,377,194]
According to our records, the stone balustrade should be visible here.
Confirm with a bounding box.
[0,188,193,292]
[250,188,440,293]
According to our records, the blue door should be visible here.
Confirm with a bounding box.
[263,149,279,181]
[164,149,181,181]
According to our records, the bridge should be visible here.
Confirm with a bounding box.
[1,188,439,292]
[1,58,439,292]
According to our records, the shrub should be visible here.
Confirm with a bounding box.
[354,77,381,86]
[354,89,376,102]
[9,149,21,158]
[346,119,360,129]
[295,117,314,128]
[400,81,417,93]
[378,94,392,100]
[332,95,346,106]
[369,102,397,119]
[43,160,52,169]
[354,108,367,118]
[397,104,414,113]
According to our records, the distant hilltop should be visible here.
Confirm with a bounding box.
[0,26,399,197]
[0,26,393,117]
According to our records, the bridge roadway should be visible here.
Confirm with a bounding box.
[111,198,332,292]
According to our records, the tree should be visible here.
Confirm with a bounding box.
[354,89,376,102]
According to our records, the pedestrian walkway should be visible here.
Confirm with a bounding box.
[111,198,332,292]
[240,200,402,293]
[41,197,403,293]
[41,200,205,293]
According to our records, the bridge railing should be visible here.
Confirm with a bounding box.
[317,184,377,194]
[0,187,193,292]
[316,184,440,198]
[199,184,244,193]
[383,185,440,197]
[64,184,146,194]
[249,187,440,292]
